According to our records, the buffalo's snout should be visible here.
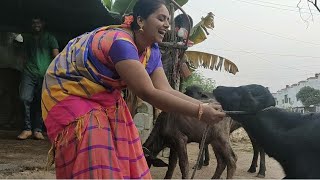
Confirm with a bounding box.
[143,147,168,167]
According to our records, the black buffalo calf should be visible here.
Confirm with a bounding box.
[213,84,320,179]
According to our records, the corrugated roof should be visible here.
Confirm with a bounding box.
[0,0,121,35]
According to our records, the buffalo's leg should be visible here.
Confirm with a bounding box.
[164,149,178,179]
[204,144,210,166]
[219,139,237,179]
[257,148,266,178]
[211,138,237,179]
[225,146,237,179]
[248,135,259,173]
[211,143,226,179]
[176,136,189,179]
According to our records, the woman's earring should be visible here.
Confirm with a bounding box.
[139,26,144,32]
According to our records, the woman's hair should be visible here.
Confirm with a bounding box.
[174,14,193,29]
[131,0,167,30]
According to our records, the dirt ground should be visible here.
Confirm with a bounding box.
[0,129,285,179]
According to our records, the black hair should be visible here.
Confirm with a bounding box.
[174,14,193,29]
[131,0,167,30]
[31,16,45,23]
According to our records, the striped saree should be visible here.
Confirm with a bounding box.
[42,25,152,179]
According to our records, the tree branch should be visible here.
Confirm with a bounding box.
[306,1,314,21]
[297,0,312,26]
[307,0,320,12]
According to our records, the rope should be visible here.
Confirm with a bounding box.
[191,124,210,179]
[225,110,251,115]
[190,109,261,178]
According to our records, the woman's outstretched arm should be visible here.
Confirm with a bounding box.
[115,60,225,123]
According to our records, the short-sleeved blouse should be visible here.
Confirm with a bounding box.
[88,28,163,82]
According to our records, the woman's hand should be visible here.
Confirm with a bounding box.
[200,103,226,125]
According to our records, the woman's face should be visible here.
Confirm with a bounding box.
[142,4,170,43]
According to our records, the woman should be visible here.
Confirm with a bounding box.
[42,0,225,178]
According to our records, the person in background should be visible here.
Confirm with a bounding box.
[17,17,59,140]
[42,0,225,178]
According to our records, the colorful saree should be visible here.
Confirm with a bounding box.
[42,24,153,179]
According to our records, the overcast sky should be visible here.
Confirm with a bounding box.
[181,0,320,93]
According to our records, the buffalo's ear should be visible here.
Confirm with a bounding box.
[265,87,275,104]
[239,87,260,112]
[254,93,275,109]
[151,158,168,167]
[240,85,276,111]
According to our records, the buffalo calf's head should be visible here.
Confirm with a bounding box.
[213,84,275,113]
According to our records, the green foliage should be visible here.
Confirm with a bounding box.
[296,86,320,107]
[102,0,112,11]
[101,0,189,15]
[175,0,189,7]
[111,0,138,15]
[166,0,189,8]
[181,71,215,92]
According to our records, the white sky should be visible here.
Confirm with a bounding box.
[180,0,320,93]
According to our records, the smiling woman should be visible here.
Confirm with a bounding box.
[42,0,226,179]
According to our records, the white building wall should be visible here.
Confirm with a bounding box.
[272,73,320,112]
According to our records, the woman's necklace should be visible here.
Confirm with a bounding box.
[133,31,147,56]
[132,31,149,67]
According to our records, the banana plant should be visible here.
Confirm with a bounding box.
[101,0,188,16]
[180,12,238,75]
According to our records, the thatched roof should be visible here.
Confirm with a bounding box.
[0,0,120,35]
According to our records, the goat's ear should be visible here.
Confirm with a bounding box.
[151,158,168,167]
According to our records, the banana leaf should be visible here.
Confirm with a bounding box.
[184,51,239,75]
[102,0,112,11]
[175,0,189,7]
[102,0,188,16]
[112,0,138,15]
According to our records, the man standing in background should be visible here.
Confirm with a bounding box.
[17,17,59,140]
